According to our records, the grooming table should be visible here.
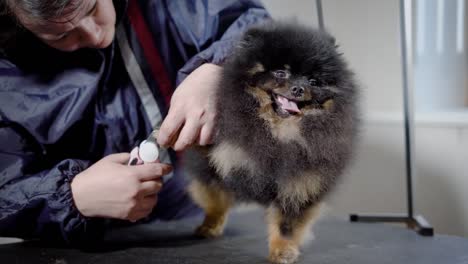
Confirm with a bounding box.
[1,210,467,264]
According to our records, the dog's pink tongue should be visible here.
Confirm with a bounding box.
[277,95,301,113]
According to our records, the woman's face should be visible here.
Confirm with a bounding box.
[16,0,116,52]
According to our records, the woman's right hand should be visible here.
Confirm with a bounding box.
[70,153,172,222]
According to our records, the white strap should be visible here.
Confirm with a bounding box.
[116,23,173,171]
[116,24,162,127]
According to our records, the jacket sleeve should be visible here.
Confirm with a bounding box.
[0,57,106,244]
[170,0,271,84]
[0,123,105,244]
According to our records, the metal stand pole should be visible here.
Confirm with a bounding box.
[314,0,434,236]
[316,0,324,30]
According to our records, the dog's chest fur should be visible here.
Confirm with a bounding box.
[209,141,258,178]
[208,139,323,206]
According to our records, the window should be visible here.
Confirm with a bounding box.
[414,0,468,111]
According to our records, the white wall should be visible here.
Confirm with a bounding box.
[413,119,468,236]
[262,0,319,27]
[328,115,468,237]
[262,0,468,237]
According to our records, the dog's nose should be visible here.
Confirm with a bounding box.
[291,86,304,97]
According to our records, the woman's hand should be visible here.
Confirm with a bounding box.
[70,153,172,222]
[157,63,221,151]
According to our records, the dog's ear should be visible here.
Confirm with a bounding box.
[328,35,336,46]
[325,34,340,49]
[238,27,264,48]
[244,27,263,40]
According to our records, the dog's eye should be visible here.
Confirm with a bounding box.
[309,79,318,86]
[273,70,290,79]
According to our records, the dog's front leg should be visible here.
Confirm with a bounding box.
[266,203,322,264]
[189,179,233,238]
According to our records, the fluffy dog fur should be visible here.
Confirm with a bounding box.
[184,21,359,264]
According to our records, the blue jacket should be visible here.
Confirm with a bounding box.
[0,0,269,244]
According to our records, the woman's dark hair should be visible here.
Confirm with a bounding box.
[0,0,125,55]
[3,0,77,22]
[0,0,76,54]
[0,1,19,54]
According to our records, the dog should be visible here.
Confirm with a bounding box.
[184,21,359,264]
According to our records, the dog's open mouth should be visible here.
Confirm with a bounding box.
[271,93,313,118]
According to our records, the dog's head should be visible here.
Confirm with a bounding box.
[226,22,354,121]
[246,63,336,118]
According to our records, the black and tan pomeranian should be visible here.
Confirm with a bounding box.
[184,21,359,264]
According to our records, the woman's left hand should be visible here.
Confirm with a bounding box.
[157,63,221,151]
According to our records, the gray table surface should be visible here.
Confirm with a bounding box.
[1,209,468,264]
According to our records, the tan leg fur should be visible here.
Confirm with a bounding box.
[188,179,234,238]
[266,203,322,264]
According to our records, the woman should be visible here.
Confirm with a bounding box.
[0,0,269,244]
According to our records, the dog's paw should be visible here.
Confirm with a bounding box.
[194,224,224,238]
[269,241,300,264]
